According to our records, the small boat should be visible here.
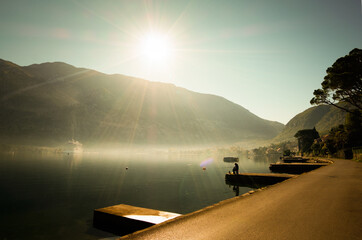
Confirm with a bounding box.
[223,157,239,162]
[63,139,83,154]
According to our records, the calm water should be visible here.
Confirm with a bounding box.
[0,150,279,239]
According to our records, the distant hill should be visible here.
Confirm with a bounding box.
[0,59,284,147]
[273,104,348,142]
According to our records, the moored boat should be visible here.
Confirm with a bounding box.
[223,157,239,162]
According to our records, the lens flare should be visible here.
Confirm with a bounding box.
[200,158,214,167]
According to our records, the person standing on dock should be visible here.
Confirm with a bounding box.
[233,163,239,175]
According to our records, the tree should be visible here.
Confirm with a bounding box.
[345,109,362,131]
[310,140,323,156]
[283,149,291,156]
[294,127,320,154]
[310,48,362,113]
[344,110,362,148]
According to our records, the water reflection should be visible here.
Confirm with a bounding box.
[226,179,269,191]
[253,154,281,163]
[63,152,83,170]
[0,151,274,240]
[232,185,239,196]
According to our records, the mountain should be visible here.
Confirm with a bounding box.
[0,59,284,147]
[273,104,348,142]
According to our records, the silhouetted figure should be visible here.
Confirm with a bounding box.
[233,163,239,175]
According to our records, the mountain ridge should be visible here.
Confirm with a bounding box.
[273,104,348,142]
[0,59,284,147]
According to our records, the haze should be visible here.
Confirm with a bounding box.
[1,0,361,124]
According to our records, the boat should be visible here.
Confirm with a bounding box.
[63,139,83,154]
[223,157,239,162]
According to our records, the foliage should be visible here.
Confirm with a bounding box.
[310,110,362,158]
[310,48,362,113]
[252,141,296,156]
[253,146,267,156]
[345,109,362,130]
[309,49,362,158]
[311,142,321,156]
[283,149,291,156]
[294,127,320,153]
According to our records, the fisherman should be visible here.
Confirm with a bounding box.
[232,163,239,175]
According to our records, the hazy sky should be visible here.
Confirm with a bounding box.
[1,0,361,124]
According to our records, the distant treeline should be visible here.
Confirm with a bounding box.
[0,143,61,153]
[252,141,297,156]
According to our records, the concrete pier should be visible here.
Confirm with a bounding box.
[282,157,309,163]
[225,173,297,188]
[269,162,329,173]
[93,204,180,236]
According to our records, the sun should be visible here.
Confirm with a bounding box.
[139,33,173,63]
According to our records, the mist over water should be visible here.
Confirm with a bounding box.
[0,150,279,239]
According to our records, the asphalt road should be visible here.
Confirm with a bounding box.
[121,159,362,240]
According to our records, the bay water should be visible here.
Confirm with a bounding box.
[0,150,279,239]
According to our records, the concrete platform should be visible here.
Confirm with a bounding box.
[93,204,180,236]
[282,157,309,163]
[225,173,297,188]
[269,162,329,174]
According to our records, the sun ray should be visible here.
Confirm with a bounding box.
[71,0,139,40]
[166,0,194,37]
[1,69,93,102]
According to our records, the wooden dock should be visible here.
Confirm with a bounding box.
[225,173,297,188]
[93,204,180,236]
[269,162,329,174]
